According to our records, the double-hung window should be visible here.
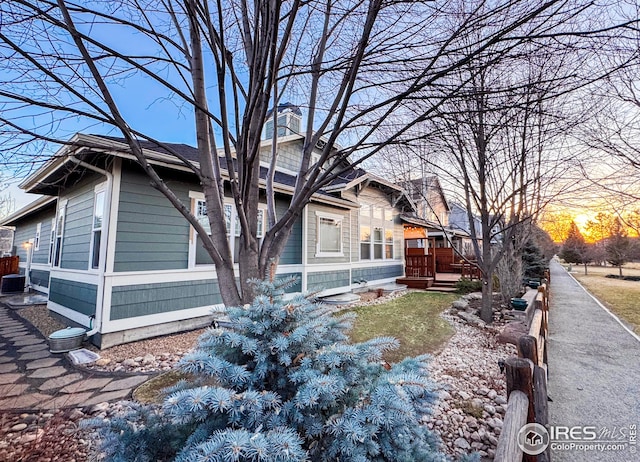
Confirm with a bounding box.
[52,201,67,267]
[90,188,105,269]
[34,223,41,251]
[48,218,56,264]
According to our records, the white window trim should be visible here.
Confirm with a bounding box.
[34,222,41,251]
[52,199,68,268]
[89,183,107,271]
[315,211,344,257]
[48,217,56,265]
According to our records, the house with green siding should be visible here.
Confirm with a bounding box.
[2,125,419,348]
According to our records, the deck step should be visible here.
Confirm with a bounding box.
[425,286,459,293]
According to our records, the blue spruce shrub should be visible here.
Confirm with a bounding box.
[87,277,477,462]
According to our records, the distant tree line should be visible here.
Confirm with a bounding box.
[560,212,640,276]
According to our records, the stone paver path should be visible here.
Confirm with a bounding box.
[548,260,640,462]
[0,302,150,411]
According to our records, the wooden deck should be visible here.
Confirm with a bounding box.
[396,276,434,289]
[434,272,463,283]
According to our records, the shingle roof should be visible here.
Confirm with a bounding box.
[93,135,201,162]
[89,135,356,204]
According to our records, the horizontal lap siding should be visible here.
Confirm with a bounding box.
[13,223,35,263]
[49,278,97,316]
[110,279,222,320]
[307,270,350,292]
[30,269,50,288]
[33,218,53,265]
[12,207,56,265]
[352,265,403,282]
[61,180,98,270]
[276,199,302,265]
[261,140,304,172]
[114,170,191,271]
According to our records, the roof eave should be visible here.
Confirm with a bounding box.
[0,196,57,226]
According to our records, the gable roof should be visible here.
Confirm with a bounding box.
[405,176,450,212]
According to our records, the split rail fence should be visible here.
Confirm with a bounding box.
[495,270,551,462]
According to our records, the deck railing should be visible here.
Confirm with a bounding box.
[404,255,435,278]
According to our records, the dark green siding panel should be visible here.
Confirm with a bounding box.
[276,200,302,265]
[110,279,222,320]
[114,170,191,272]
[12,207,56,265]
[30,269,50,288]
[13,223,35,263]
[61,180,97,270]
[352,265,403,282]
[49,278,97,316]
[33,219,53,265]
[307,270,350,292]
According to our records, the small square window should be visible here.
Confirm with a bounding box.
[317,214,343,255]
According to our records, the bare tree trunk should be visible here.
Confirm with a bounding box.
[497,244,523,302]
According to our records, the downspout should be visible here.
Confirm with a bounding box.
[68,156,112,338]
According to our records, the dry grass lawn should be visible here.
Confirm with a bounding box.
[348,292,457,363]
[571,264,640,333]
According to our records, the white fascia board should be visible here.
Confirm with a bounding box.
[19,134,85,190]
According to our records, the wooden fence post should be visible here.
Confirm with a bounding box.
[505,357,535,421]
[518,335,539,365]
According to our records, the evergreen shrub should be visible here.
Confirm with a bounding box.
[85,277,477,462]
[454,277,483,294]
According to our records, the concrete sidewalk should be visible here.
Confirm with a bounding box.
[0,303,150,411]
[547,259,640,462]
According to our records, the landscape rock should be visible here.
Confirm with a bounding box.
[457,311,485,327]
[497,321,528,345]
[454,437,471,450]
[476,387,490,396]
[452,300,469,310]
[483,404,496,415]
[494,395,507,405]
[426,310,517,458]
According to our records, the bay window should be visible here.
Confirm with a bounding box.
[359,204,395,260]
